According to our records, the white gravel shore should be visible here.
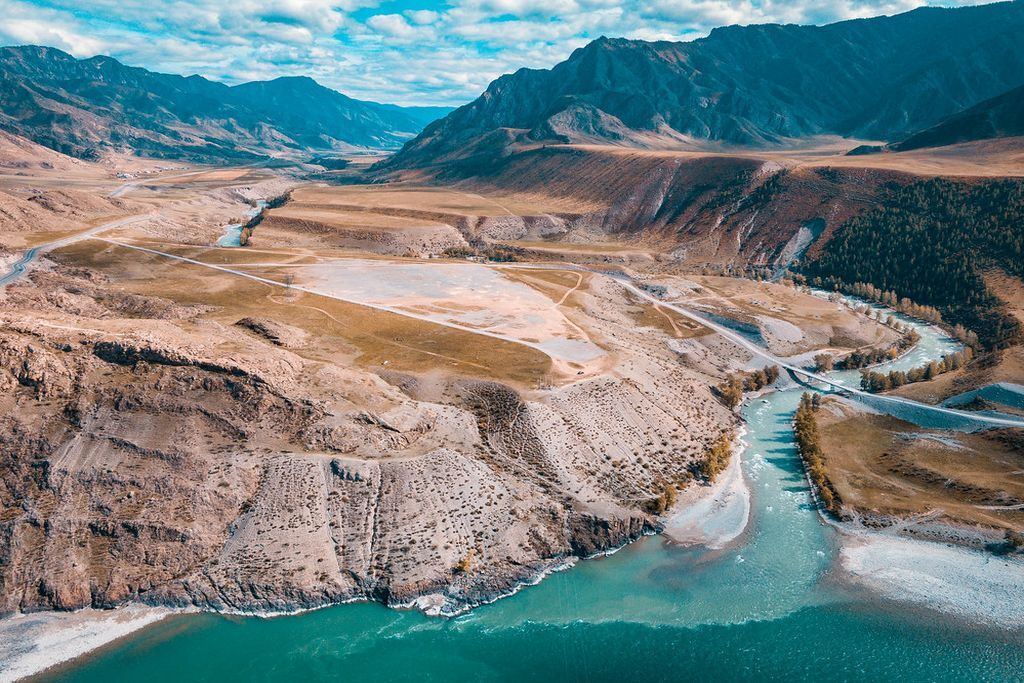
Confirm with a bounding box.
[0,605,178,682]
[839,531,1024,629]
[663,427,751,549]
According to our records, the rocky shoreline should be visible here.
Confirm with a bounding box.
[137,510,660,618]
[0,514,662,681]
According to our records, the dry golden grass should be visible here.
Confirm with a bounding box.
[290,183,596,216]
[567,137,1024,178]
[268,205,449,231]
[500,267,588,306]
[691,276,853,327]
[147,168,273,187]
[623,291,710,339]
[52,239,553,387]
[817,403,1024,532]
[495,239,654,256]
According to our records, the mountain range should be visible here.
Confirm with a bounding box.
[387,1,1024,170]
[893,83,1024,151]
[0,45,451,162]
[3,3,1024,167]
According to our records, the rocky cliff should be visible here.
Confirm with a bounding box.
[0,262,733,616]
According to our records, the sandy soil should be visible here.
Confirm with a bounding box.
[0,605,179,682]
[839,531,1024,629]
[663,427,750,549]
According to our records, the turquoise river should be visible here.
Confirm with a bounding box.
[43,297,1024,682]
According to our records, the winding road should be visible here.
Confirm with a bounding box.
[0,214,154,288]
[619,276,1024,428]
[500,263,1024,429]
[8,227,1023,430]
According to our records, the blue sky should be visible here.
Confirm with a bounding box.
[0,0,989,106]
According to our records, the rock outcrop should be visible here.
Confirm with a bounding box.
[0,263,733,616]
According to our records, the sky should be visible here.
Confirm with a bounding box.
[0,0,991,107]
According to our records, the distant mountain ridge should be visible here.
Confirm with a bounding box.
[893,83,1024,151]
[0,46,452,162]
[387,1,1024,169]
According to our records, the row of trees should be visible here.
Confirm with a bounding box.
[793,393,842,516]
[440,245,522,262]
[859,347,975,392]
[842,281,944,323]
[834,329,921,370]
[805,177,1024,349]
[238,192,292,247]
[818,282,981,348]
[714,366,781,409]
[696,432,734,483]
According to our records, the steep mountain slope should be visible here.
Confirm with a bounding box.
[893,83,1024,151]
[0,46,450,162]
[386,2,1024,170]
[0,129,83,170]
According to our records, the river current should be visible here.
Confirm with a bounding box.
[45,296,1024,682]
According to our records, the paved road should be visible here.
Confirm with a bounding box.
[0,214,154,288]
[499,263,1024,429]
[621,278,1024,429]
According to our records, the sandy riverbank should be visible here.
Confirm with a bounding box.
[838,531,1024,630]
[0,605,181,682]
[663,426,751,549]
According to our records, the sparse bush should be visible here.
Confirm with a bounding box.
[713,366,779,408]
[695,432,733,483]
[813,353,834,372]
[455,549,476,574]
[644,482,678,515]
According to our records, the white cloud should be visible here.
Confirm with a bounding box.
[405,9,440,25]
[0,0,996,106]
[0,2,107,55]
[366,13,417,38]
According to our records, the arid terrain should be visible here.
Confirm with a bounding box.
[1,138,761,617]
[4,126,1023,626]
[816,400,1024,544]
[3,4,1024,679]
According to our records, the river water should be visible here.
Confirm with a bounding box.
[216,201,267,247]
[45,299,1024,682]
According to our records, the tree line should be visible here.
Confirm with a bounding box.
[793,393,842,516]
[238,191,292,247]
[805,177,1024,349]
[697,432,734,483]
[816,282,980,348]
[859,347,975,392]
[713,366,780,409]
[834,329,920,371]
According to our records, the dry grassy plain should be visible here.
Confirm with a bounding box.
[641,274,898,357]
[817,401,1024,538]
[570,137,1024,178]
[53,239,555,387]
